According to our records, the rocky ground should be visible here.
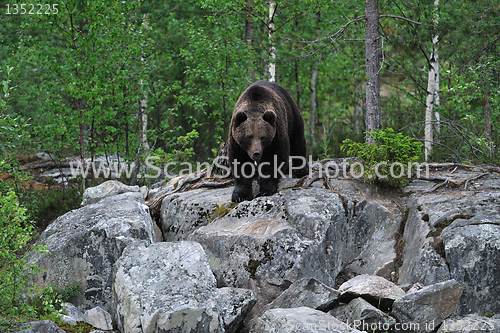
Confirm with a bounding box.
[16,163,500,332]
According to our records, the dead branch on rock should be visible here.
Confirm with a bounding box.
[147,171,207,214]
[423,177,450,193]
[302,171,321,187]
[464,173,488,191]
[20,160,75,170]
[190,179,234,190]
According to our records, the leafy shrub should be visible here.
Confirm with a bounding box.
[20,186,82,230]
[150,129,199,174]
[341,128,423,187]
[0,190,46,315]
[30,282,82,319]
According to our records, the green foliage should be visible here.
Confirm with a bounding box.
[150,129,199,172]
[1,66,30,157]
[30,283,82,319]
[0,190,46,315]
[20,187,82,230]
[341,128,423,187]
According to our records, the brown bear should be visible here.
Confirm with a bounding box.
[228,80,307,202]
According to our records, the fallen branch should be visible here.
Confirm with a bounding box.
[464,173,488,191]
[147,171,207,214]
[190,179,234,190]
[302,171,321,187]
[423,177,450,193]
[20,160,75,170]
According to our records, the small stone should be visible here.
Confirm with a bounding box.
[217,287,257,333]
[58,314,77,325]
[14,320,66,333]
[61,302,84,322]
[330,297,396,332]
[260,277,340,315]
[84,306,113,331]
[338,274,405,311]
[81,180,140,206]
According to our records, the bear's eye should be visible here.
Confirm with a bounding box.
[263,110,275,125]
[234,112,247,127]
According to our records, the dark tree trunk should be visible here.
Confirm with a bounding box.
[485,93,493,157]
[295,61,300,107]
[77,98,85,191]
[310,66,319,149]
[294,18,300,106]
[364,0,381,142]
[245,0,254,82]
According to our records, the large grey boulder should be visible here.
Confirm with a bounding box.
[441,193,500,316]
[249,307,364,333]
[399,190,500,316]
[437,314,500,333]
[217,287,257,333]
[325,178,405,283]
[392,279,464,333]
[160,187,232,241]
[338,274,405,311]
[260,277,339,315]
[112,241,223,333]
[189,187,348,317]
[398,194,452,286]
[81,180,142,206]
[28,191,156,312]
[61,302,84,322]
[330,298,396,332]
[343,200,403,280]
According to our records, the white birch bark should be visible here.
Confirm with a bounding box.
[139,14,150,152]
[268,0,276,82]
[424,0,439,161]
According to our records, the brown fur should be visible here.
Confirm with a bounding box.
[228,80,307,202]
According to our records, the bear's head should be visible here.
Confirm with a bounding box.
[231,108,276,163]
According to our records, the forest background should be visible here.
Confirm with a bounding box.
[2,0,499,170]
[0,0,499,326]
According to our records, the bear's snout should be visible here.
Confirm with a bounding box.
[252,151,262,162]
[249,139,263,162]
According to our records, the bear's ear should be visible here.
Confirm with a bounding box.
[263,110,276,125]
[234,112,247,127]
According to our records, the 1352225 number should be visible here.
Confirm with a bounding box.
[6,4,59,15]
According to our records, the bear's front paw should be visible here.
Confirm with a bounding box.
[255,189,277,198]
[232,189,253,203]
[256,179,278,198]
[256,184,278,198]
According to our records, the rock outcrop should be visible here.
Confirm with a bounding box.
[24,164,500,332]
[188,187,347,317]
[112,241,223,333]
[27,191,157,312]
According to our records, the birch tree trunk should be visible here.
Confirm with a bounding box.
[139,14,150,152]
[268,0,276,82]
[139,77,150,152]
[131,14,150,185]
[424,0,440,161]
[365,0,381,142]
